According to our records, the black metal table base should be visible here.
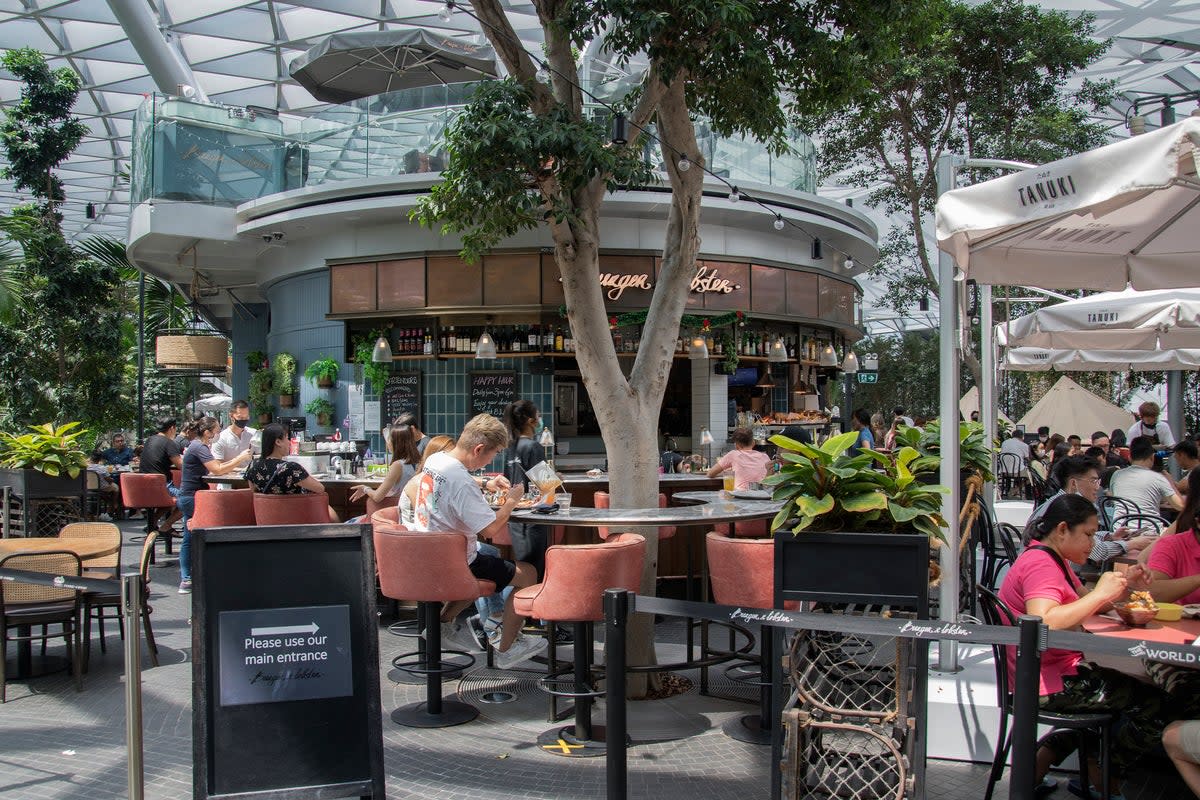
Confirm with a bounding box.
[390,700,478,728]
[722,713,772,745]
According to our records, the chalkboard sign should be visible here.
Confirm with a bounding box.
[469,370,517,418]
[192,524,384,799]
[381,371,421,426]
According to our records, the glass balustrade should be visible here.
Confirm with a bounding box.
[130,84,816,209]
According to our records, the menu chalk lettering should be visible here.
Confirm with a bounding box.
[469,370,518,418]
[381,371,422,426]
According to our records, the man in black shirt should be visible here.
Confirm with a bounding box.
[140,417,184,534]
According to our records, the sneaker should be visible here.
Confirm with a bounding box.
[494,633,548,669]
[467,615,489,650]
[178,579,192,594]
[1035,777,1058,799]
[551,625,574,645]
[439,620,480,652]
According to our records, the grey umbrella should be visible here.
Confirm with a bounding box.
[289,29,499,104]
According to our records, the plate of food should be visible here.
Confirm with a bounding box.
[490,496,541,509]
[731,489,772,500]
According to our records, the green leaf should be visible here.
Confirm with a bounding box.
[819,431,860,457]
[842,491,888,512]
[887,501,926,523]
[793,493,835,519]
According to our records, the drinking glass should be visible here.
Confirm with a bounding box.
[722,471,736,493]
[557,493,572,510]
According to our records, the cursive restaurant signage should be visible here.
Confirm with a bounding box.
[599,264,740,301]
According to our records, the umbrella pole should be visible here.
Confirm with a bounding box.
[981,284,996,503]
[936,153,962,673]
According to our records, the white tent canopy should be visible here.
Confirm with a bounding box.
[995,288,1200,350]
[937,117,1200,291]
[1002,347,1200,372]
[960,386,1012,423]
[1017,376,1132,439]
[191,393,232,413]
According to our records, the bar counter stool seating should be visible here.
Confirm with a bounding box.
[190,489,256,528]
[82,532,160,670]
[705,530,798,744]
[977,585,1111,800]
[0,551,83,702]
[374,527,495,727]
[252,492,328,525]
[119,473,177,561]
[513,532,645,757]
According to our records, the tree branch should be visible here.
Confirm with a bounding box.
[533,0,582,114]
[469,0,554,113]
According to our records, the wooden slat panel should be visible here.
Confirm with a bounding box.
[751,264,787,314]
[377,258,425,310]
[787,271,819,318]
[484,253,540,305]
[699,261,749,311]
[427,255,482,307]
[329,262,376,314]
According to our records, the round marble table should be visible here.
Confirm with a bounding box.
[509,490,781,527]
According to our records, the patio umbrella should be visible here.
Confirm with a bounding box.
[289,29,499,104]
[1001,347,1200,372]
[191,393,232,413]
[936,117,1200,291]
[1016,376,1132,439]
[995,288,1200,351]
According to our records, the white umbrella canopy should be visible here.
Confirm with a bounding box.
[1017,376,1132,439]
[1002,347,1200,372]
[191,393,232,413]
[936,117,1200,291]
[995,288,1200,350]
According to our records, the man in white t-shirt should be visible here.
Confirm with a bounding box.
[1000,430,1032,461]
[412,413,547,669]
[1109,436,1184,519]
[211,401,256,490]
[1126,401,1176,448]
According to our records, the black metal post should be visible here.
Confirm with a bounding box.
[425,603,442,716]
[573,621,593,741]
[770,624,783,800]
[1009,615,1044,800]
[137,271,145,442]
[758,623,774,728]
[604,589,629,800]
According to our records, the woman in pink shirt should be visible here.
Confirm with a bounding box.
[999,494,1170,798]
[1148,469,1200,604]
[707,427,771,490]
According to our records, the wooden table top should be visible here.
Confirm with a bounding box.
[0,536,119,560]
[1082,613,1200,646]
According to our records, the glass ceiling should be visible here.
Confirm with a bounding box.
[0,0,1196,255]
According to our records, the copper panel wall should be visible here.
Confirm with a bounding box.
[329,262,377,314]
[787,271,819,318]
[598,254,656,309]
[541,253,564,305]
[427,255,482,307]
[376,258,425,310]
[819,275,855,324]
[750,264,787,315]
[700,261,749,311]
[484,253,540,306]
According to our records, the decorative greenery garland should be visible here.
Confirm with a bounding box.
[557,305,749,331]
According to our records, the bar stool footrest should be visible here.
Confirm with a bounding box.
[538,674,605,700]
[390,648,475,677]
[721,713,772,745]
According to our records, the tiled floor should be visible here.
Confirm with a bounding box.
[0,520,1188,799]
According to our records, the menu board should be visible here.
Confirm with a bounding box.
[469,370,517,419]
[380,372,421,426]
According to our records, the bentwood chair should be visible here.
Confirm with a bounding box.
[82,532,160,670]
[976,586,1111,800]
[0,551,83,702]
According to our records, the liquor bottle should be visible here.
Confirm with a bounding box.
[424,328,432,356]
[564,325,573,352]
[786,336,795,359]
[446,326,456,353]
[555,327,564,352]
[713,336,722,356]
[528,324,538,351]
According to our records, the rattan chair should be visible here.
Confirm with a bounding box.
[0,550,83,702]
[83,531,159,670]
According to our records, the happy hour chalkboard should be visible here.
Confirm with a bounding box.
[469,370,517,419]
[381,371,421,426]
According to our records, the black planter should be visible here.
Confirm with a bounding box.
[0,468,86,537]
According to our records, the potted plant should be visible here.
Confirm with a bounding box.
[248,369,275,424]
[274,352,298,408]
[246,349,269,373]
[305,398,335,427]
[0,423,89,534]
[353,332,391,391]
[304,355,340,389]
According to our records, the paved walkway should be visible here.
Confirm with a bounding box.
[0,521,1187,799]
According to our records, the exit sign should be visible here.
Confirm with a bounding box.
[857,372,879,384]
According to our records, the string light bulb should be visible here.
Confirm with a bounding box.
[728,186,740,203]
[677,155,691,172]
[773,215,785,231]
[438,1,455,21]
